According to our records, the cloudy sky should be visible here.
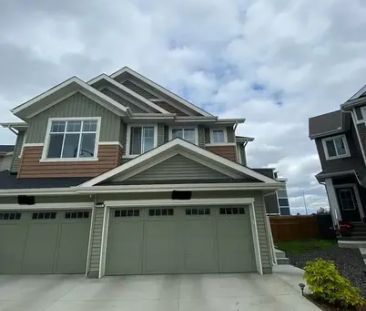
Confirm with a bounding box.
[1,0,366,214]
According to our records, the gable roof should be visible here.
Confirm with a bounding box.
[110,67,213,117]
[81,138,279,187]
[309,110,349,139]
[88,74,172,114]
[12,77,129,119]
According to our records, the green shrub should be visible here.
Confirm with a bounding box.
[304,259,365,308]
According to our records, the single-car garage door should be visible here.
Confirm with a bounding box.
[106,206,256,275]
[0,210,91,274]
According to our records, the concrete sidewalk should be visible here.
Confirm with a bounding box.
[0,265,319,311]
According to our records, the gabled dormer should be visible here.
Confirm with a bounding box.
[1,67,250,179]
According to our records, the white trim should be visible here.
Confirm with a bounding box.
[41,117,101,162]
[169,126,198,145]
[23,143,44,147]
[98,206,109,278]
[99,141,123,149]
[105,198,255,208]
[249,202,263,274]
[205,143,236,147]
[210,127,228,144]
[85,206,96,277]
[88,74,170,114]
[0,182,281,197]
[12,77,129,117]
[110,67,213,117]
[0,202,93,211]
[125,124,158,157]
[334,183,365,220]
[322,134,351,160]
[80,139,278,187]
[324,178,342,224]
[349,110,366,166]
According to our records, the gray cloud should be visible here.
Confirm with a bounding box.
[1,0,365,213]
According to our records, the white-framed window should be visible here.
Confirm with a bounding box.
[43,118,100,161]
[355,107,364,123]
[322,134,350,160]
[210,128,227,144]
[126,124,157,156]
[170,127,197,144]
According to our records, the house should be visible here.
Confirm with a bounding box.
[0,145,14,172]
[309,85,366,240]
[0,67,281,277]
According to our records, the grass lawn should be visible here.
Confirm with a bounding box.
[276,239,337,254]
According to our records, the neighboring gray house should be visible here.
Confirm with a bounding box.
[0,67,281,277]
[0,145,14,172]
[309,85,366,240]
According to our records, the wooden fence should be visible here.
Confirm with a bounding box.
[269,215,320,242]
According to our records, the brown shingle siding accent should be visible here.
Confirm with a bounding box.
[18,145,122,178]
[205,145,237,162]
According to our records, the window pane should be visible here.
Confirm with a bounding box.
[172,129,183,139]
[213,130,225,143]
[326,140,337,157]
[66,121,81,132]
[130,127,142,154]
[143,127,154,152]
[62,134,80,158]
[47,134,64,158]
[355,107,363,121]
[278,198,289,207]
[51,121,65,133]
[83,120,97,132]
[183,129,195,143]
[80,133,96,157]
[334,137,347,155]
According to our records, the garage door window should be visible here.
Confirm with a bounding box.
[114,209,140,217]
[149,208,174,216]
[65,211,90,219]
[0,212,21,220]
[185,208,210,215]
[219,207,245,215]
[32,212,57,219]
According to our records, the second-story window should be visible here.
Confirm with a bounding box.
[129,126,155,155]
[322,134,350,160]
[46,119,98,159]
[171,128,196,144]
[211,129,226,143]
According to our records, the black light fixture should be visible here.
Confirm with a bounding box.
[17,195,35,205]
[172,190,192,200]
[95,202,105,208]
[298,283,306,296]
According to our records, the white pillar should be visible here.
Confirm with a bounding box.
[324,178,342,226]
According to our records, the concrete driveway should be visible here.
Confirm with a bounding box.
[0,265,319,311]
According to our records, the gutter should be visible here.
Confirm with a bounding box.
[0,182,283,197]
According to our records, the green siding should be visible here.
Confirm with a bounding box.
[204,128,210,144]
[26,92,121,143]
[157,124,165,146]
[100,88,145,113]
[10,130,25,173]
[198,126,205,147]
[226,127,235,143]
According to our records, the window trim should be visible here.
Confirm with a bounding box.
[322,134,350,160]
[169,126,198,145]
[209,127,228,144]
[41,117,101,162]
[125,124,158,157]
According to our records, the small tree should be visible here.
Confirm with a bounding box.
[304,259,364,308]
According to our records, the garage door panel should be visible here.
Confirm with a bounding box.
[183,219,218,273]
[106,220,143,275]
[143,221,183,274]
[0,224,28,273]
[217,216,256,273]
[55,222,90,273]
[22,223,59,273]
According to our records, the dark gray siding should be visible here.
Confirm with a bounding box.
[264,193,280,214]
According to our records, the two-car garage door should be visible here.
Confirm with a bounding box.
[0,210,91,274]
[106,206,256,275]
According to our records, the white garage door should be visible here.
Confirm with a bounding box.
[106,206,256,275]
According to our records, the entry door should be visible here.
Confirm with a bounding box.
[336,186,361,222]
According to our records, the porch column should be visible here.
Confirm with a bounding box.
[324,178,342,226]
